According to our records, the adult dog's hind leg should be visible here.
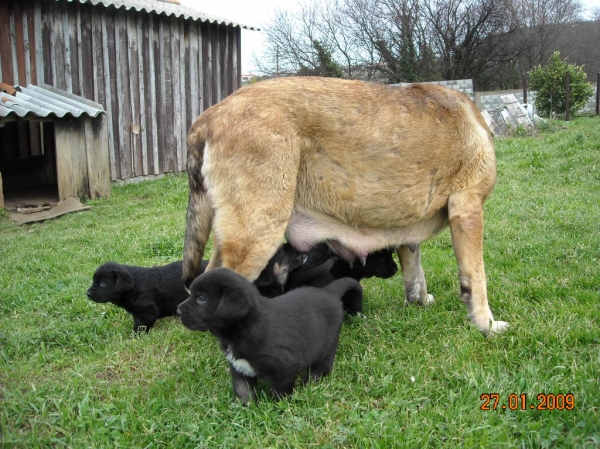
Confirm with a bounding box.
[397,245,435,306]
[448,191,508,335]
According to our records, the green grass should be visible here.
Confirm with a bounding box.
[1,117,599,448]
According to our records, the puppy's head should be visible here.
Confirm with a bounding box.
[177,267,256,332]
[363,249,398,279]
[255,243,307,289]
[87,262,135,304]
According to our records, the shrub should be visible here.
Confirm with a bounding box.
[528,51,594,118]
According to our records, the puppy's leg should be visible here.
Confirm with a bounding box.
[133,316,155,333]
[266,375,296,400]
[229,364,258,405]
[309,349,338,382]
[448,191,508,335]
[397,245,435,306]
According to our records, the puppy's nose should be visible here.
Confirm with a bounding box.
[176,306,183,317]
[86,288,93,298]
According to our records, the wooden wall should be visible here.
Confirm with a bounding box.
[0,0,242,181]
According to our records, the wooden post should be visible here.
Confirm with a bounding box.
[565,71,570,122]
[522,73,528,105]
[596,72,600,115]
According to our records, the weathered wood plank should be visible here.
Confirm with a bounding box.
[13,3,27,84]
[173,16,183,173]
[85,115,111,199]
[100,9,118,181]
[55,118,88,201]
[147,15,159,175]
[79,4,94,100]
[0,3,14,84]
[189,21,202,124]
[126,11,143,177]
[212,25,221,104]
[202,21,212,110]
[115,8,133,179]
[135,14,148,176]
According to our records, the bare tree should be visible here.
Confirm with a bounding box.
[255,0,586,88]
[508,0,585,72]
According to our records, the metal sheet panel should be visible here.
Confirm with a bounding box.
[0,83,104,121]
[59,0,260,30]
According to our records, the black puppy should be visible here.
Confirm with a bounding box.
[87,260,208,332]
[177,267,363,404]
[301,243,398,282]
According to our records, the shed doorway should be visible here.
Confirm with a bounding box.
[0,120,59,213]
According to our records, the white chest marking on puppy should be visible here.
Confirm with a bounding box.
[225,347,256,377]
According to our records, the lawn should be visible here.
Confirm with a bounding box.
[1,117,599,448]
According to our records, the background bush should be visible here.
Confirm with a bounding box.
[528,51,594,118]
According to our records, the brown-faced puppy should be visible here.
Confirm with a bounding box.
[254,243,307,298]
[177,267,363,404]
[87,260,208,332]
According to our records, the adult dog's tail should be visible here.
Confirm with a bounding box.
[322,277,363,315]
[183,121,214,289]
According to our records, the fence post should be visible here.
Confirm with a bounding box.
[565,71,570,122]
[522,73,528,105]
[596,72,600,115]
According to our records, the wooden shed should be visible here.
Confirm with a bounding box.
[0,82,110,209]
[0,0,257,209]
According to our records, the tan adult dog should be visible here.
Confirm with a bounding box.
[183,77,507,334]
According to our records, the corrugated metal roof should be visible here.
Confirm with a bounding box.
[0,83,105,122]
[59,0,260,30]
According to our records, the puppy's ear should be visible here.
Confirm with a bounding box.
[253,266,273,287]
[215,286,251,321]
[115,268,135,292]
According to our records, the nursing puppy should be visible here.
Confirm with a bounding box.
[300,243,398,283]
[182,77,508,335]
[87,260,208,332]
[256,243,398,297]
[254,243,306,297]
[177,267,363,404]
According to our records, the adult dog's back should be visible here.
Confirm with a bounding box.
[183,76,507,334]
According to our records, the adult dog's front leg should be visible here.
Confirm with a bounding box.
[397,244,434,306]
[448,191,508,335]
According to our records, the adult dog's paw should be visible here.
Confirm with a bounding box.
[488,320,509,335]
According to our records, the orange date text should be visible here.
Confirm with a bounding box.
[480,393,575,411]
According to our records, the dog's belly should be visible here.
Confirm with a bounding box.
[286,209,448,262]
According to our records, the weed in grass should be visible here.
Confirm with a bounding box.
[1,119,600,447]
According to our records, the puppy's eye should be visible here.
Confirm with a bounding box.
[99,280,107,288]
[196,294,206,304]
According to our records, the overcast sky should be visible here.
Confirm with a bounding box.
[180,0,600,75]
[179,0,300,74]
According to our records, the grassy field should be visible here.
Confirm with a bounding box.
[1,117,599,448]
